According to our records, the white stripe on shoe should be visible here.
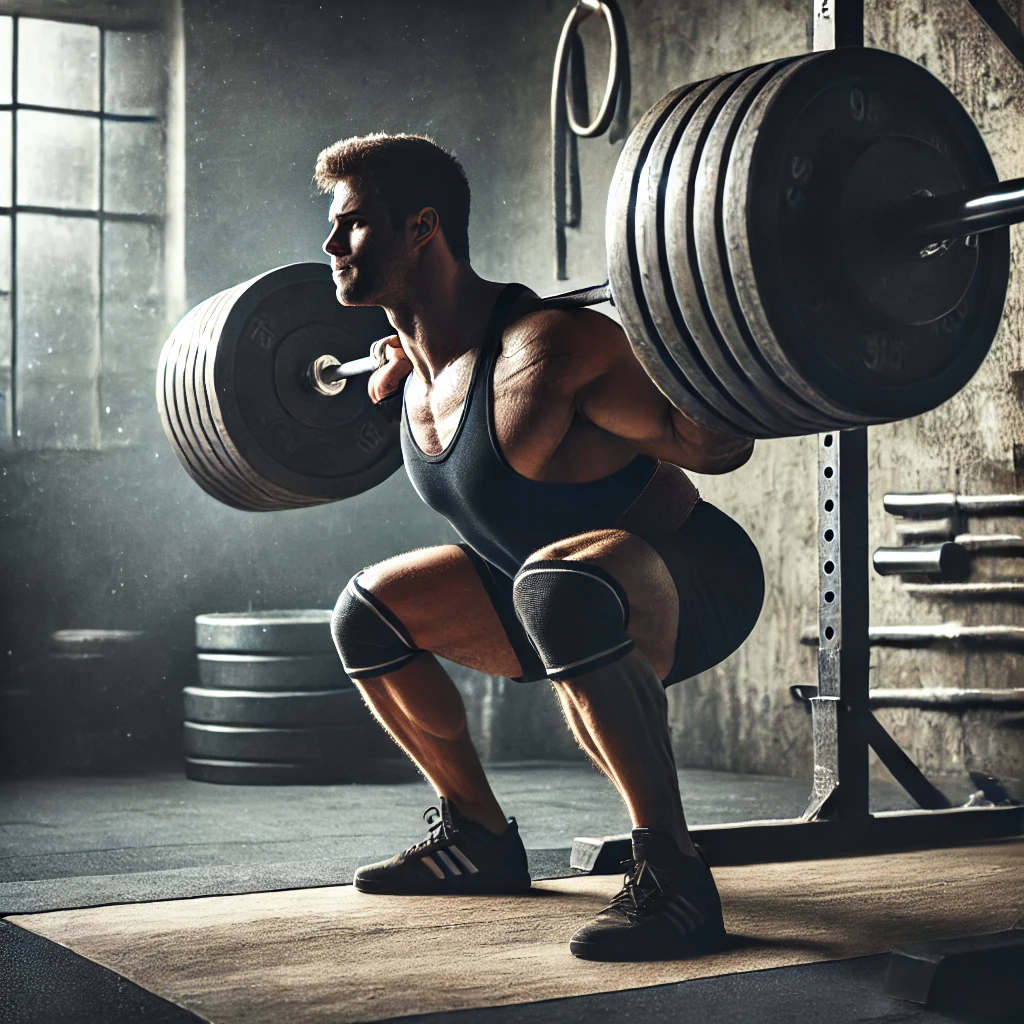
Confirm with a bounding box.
[449,845,479,874]
[435,850,463,876]
[420,855,445,880]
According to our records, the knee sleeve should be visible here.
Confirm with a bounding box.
[511,559,634,680]
[331,573,420,680]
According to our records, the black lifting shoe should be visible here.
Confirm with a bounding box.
[353,797,532,896]
[569,828,727,962]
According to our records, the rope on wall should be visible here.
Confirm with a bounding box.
[551,0,631,281]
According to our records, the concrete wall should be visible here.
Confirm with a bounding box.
[3,0,1024,791]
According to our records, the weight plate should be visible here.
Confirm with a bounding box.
[184,756,418,785]
[163,292,281,510]
[607,82,730,429]
[195,610,336,655]
[183,720,369,760]
[726,47,1008,422]
[194,287,308,510]
[197,652,352,692]
[664,64,808,437]
[187,281,305,509]
[693,58,858,433]
[208,263,403,505]
[184,686,362,726]
[158,304,257,511]
[635,75,760,436]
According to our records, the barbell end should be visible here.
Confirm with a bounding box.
[897,175,1024,248]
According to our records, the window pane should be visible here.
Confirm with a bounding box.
[0,215,8,440]
[0,17,12,105]
[0,111,10,207]
[104,31,164,117]
[0,212,9,357]
[18,19,100,112]
[102,220,163,372]
[104,121,165,215]
[16,214,100,448]
[17,110,99,210]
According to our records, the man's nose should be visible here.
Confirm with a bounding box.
[322,224,348,257]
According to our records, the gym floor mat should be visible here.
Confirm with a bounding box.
[7,839,1022,1023]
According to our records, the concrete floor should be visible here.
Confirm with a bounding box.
[0,762,929,914]
[0,765,1013,1024]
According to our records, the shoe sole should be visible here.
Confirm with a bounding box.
[569,929,727,962]
[353,876,532,896]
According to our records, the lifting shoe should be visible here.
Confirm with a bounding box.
[353,797,532,895]
[569,828,727,961]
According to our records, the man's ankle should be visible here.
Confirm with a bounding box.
[443,796,509,838]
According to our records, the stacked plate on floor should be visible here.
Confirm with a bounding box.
[185,610,410,784]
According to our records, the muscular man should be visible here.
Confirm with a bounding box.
[317,133,764,962]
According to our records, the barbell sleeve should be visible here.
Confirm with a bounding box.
[308,280,614,392]
[900,175,1024,245]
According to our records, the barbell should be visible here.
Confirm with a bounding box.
[157,46,1023,512]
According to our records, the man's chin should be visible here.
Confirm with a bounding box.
[333,282,376,307]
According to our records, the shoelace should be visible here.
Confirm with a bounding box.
[605,857,665,922]
[405,805,454,855]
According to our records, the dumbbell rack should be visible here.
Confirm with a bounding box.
[572,0,1023,872]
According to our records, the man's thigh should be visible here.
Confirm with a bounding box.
[356,544,525,679]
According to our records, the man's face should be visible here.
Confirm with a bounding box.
[322,178,405,306]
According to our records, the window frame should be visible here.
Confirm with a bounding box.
[0,13,166,446]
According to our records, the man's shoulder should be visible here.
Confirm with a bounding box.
[503,305,629,365]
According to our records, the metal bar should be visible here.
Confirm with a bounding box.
[321,281,615,385]
[872,543,968,578]
[813,0,864,50]
[791,683,1024,709]
[0,102,159,123]
[968,0,1024,67]
[0,206,163,223]
[884,493,1024,518]
[540,280,612,309]
[865,713,953,809]
[806,428,871,821]
[901,176,1024,245]
[903,582,1024,598]
[9,15,16,442]
[955,533,1024,551]
[800,623,1024,649]
[571,804,1023,870]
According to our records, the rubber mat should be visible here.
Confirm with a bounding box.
[7,840,1023,1024]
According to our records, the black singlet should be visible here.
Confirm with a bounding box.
[400,284,659,579]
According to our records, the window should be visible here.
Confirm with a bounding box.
[0,14,168,448]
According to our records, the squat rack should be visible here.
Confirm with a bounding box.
[573,0,1024,872]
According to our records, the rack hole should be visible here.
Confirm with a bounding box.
[823,528,834,542]
[824,626,835,640]
[824,591,835,603]
[823,466,834,478]
[824,560,835,574]
[824,499,834,512]
[823,434,833,446]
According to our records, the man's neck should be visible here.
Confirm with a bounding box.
[383,261,504,384]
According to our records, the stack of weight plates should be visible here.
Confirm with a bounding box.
[185,610,406,784]
[607,47,1008,437]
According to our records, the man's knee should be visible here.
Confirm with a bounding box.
[331,571,421,680]
[512,558,634,680]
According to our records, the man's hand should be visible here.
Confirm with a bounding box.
[368,336,411,402]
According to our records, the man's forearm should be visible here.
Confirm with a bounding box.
[668,406,755,475]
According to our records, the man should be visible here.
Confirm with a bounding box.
[317,132,764,962]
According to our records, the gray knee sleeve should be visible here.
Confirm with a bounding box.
[512,559,634,679]
[331,573,420,679]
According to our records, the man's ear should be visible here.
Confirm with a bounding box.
[409,207,440,249]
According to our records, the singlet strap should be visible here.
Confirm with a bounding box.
[484,283,531,356]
